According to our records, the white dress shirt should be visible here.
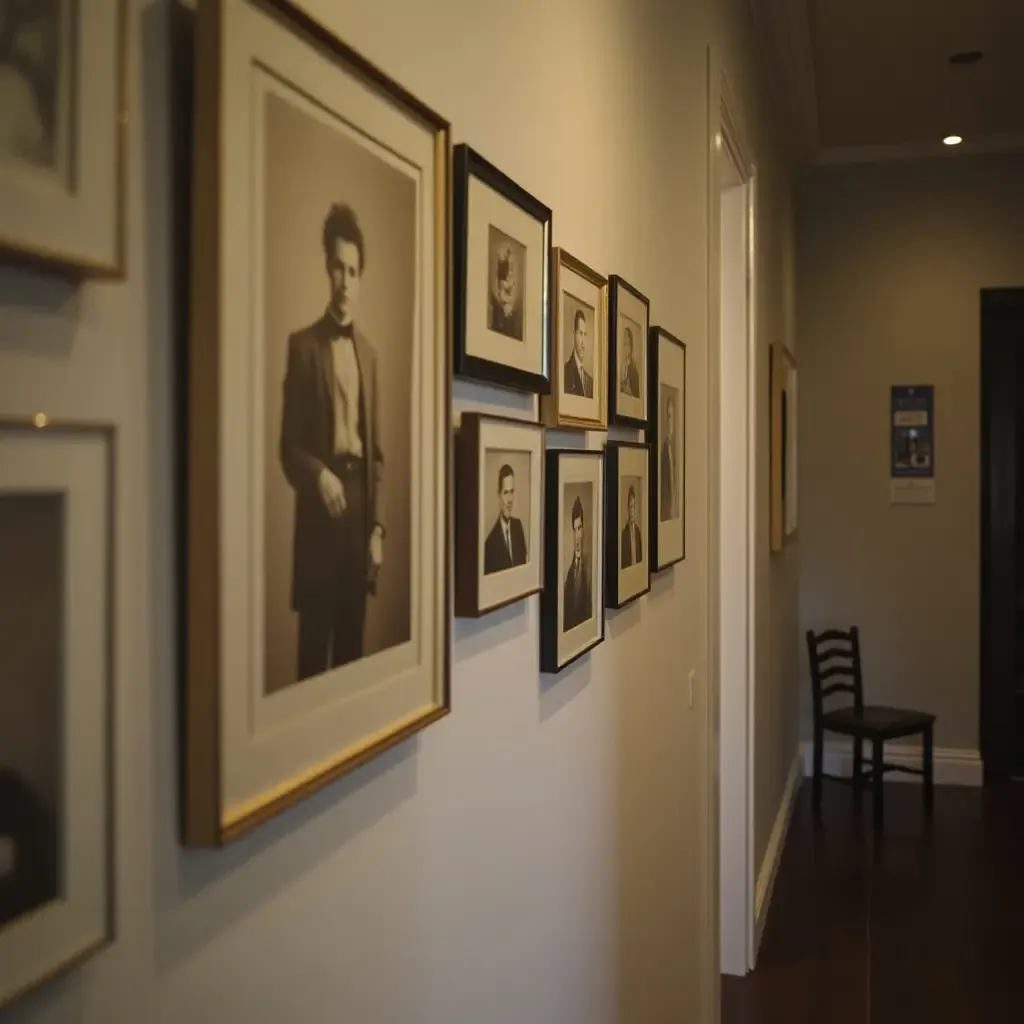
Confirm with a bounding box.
[332,333,363,457]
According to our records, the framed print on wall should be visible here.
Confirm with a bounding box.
[605,441,651,609]
[541,248,608,430]
[455,413,544,617]
[0,420,114,1011]
[649,326,686,570]
[186,0,451,846]
[608,275,650,427]
[453,144,552,393]
[770,343,797,552]
[0,1,127,277]
[540,449,605,673]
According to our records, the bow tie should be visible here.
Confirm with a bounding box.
[326,316,354,340]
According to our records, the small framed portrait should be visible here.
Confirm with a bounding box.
[649,326,686,570]
[455,413,545,617]
[185,0,451,845]
[0,2,127,277]
[453,144,552,393]
[605,441,651,608]
[541,248,608,430]
[0,419,114,1011]
[609,276,651,427]
[540,449,605,673]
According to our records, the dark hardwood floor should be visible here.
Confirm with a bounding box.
[723,781,1024,1023]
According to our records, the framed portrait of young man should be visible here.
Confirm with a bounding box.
[0,1,127,277]
[604,440,651,608]
[608,275,651,428]
[649,326,686,570]
[454,413,544,617]
[185,0,451,846]
[540,449,605,673]
[453,145,552,393]
[541,248,608,430]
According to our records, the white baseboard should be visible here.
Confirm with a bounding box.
[753,749,803,963]
[800,741,983,787]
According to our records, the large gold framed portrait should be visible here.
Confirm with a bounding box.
[185,0,451,845]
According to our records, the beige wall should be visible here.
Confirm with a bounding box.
[0,1,791,1021]
[797,155,1024,751]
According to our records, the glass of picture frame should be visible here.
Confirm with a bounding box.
[649,326,686,570]
[453,144,552,393]
[540,448,605,672]
[542,248,608,430]
[609,275,650,427]
[185,0,451,846]
[455,413,545,617]
[604,440,651,608]
[0,419,114,1011]
[0,2,127,277]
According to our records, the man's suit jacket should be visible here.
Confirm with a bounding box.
[621,521,642,567]
[564,355,594,398]
[563,554,592,630]
[280,314,384,608]
[483,515,527,574]
[621,359,640,398]
[660,441,675,522]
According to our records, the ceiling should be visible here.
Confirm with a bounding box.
[751,0,1024,165]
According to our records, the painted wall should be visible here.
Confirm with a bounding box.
[797,154,1024,752]
[0,1,792,1021]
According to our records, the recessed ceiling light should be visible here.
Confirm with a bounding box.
[949,50,984,65]
[943,135,963,146]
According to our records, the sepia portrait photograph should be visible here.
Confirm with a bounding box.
[455,413,544,617]
[608,275,650,427]
[540,449,605,672]
[649,326,686,570]
[186,0,450,845]
[605,441,650,608]
[454,145,551,393]
[0,422,113,1010]
[542,248,608,430]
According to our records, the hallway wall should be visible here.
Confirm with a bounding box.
[797,154,1024,753]
[0,1,792,1022]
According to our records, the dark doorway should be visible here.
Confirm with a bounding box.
[981,288,1024,783]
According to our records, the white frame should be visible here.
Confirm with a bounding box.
[0,421,113,1011]
[0,1,126,277]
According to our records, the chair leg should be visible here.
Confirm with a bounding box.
[852,736,863,810]
[872,738,884,832]
[812,726,824,817]
[923,725,934,819]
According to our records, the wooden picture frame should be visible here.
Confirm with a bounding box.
[604,440,651,609]
[770,343,797,552]
[455,413,545,617]
[453,145,552,393]
[541,248,608,430]
[0,2,128,277]
[648,326,686,570]
[540,448,605,672]
[608,275,650,427]
[0,419,114,1010]
[185,0,451,845]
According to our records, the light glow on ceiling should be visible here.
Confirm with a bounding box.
[943,135,963,146]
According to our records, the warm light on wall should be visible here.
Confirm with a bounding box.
[943,135,963,146]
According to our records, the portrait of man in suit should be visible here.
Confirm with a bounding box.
[483,461,528,575]
[619,324,641,398]
[621,484,643,568]
[487,225,525,341]
[660,387,679,522]
[563,304,595,399]
[279,203,386,682]
[563,494,592,631]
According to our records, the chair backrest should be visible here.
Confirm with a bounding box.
[806,627,864,725]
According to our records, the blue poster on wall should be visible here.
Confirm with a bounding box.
[891,385,934,479]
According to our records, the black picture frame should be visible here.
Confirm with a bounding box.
[648,325,686,570]
[540,449,606,673]
[604,440,652,608]
[608,274,651,427]
[453,144,553,393]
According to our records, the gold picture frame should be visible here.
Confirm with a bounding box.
[185,0,451,845]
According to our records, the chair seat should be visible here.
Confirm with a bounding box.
[822,704,936,739]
